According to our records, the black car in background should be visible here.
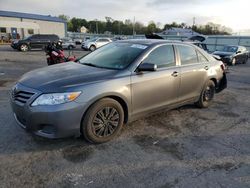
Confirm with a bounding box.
[213,45,249,65]
[11,34,59,52]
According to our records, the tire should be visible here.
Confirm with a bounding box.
[82,98,124,143]
[68,45,73,50]
[19,44,28,52]
[231,58,236,66]
[196,80,215,108]
[89,45,96,52]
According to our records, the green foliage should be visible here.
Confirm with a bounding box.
[60,15,232,35]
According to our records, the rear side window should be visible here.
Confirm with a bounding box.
[30,35,38,39]
[178,45,199,65]
[98,39,109,42]
[143,45,176,68]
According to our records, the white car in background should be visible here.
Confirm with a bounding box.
[81,37,112,51]
[61,38,76,50]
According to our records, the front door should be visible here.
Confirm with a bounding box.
[131,44,180,116]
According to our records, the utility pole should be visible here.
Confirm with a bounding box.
[193,17,196,27]
[95,19,98,34]
[192,17,196,35]
[132,16,135,37]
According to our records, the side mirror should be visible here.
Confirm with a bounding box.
[236,51,241,54]
[137,63,157,72]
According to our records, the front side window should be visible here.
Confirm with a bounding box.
[178,45,199,65]
[143,45,176,68]
[79,42,147,70]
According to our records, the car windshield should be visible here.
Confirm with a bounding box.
[79,42,147,70]
[23,36,31,40]
[222,46,238,52]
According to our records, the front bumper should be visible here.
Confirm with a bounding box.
[81,45,89,50]
[10,83,87,138]
[11,43,18,49]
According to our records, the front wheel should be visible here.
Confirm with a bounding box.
[82,98,124,143]
[19,44,28,52]
[196,80,215,108]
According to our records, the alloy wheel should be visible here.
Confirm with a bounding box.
[203,86,214,102]
[92,107,120,137]
[20,45,28,52]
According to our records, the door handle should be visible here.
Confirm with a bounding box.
[171,71,178,77]
[204,66,209,70]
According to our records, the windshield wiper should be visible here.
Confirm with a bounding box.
[82,63,100,68]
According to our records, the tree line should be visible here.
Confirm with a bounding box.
[58,15,232,35]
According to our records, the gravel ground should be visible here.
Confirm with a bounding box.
[0,45,250,188]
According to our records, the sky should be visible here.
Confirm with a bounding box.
[0,0,249,32]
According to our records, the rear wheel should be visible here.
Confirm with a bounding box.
[89,45,96,52]
[19,44,28,52]
[196,80,215,108]
[68,45,73,50]
[242,57,248,64]
[82,98,124,143]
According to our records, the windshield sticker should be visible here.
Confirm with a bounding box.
[131,44,148,49]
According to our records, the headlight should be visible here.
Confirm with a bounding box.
[31,92,81,106]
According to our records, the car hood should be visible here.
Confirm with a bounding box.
[212,51,235,57]
[19,62,118,92]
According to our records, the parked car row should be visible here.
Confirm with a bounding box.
[10,34,114,52]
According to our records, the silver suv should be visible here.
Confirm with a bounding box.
[11,40,227,143]
[81,37,112,51]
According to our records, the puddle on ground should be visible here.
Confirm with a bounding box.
[62,145,94,163]
[133,135,184,160]
[210,162,241,171]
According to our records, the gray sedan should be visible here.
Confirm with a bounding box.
[10,40,227,143]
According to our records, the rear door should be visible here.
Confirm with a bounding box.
[176,44,209,102]
[39,35,51,48]
[131,44,181,116]
[29,35,41,48]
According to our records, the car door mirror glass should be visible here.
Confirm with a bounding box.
[137,63,157,72]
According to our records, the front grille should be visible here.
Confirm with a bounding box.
[13,90,35,104]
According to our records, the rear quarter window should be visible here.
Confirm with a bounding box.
[197,50,208,62]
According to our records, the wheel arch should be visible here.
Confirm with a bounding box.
[80,94,129,134]
[209,78,217,88]
[18,43,29,50]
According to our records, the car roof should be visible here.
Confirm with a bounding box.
[117,39,193,46]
